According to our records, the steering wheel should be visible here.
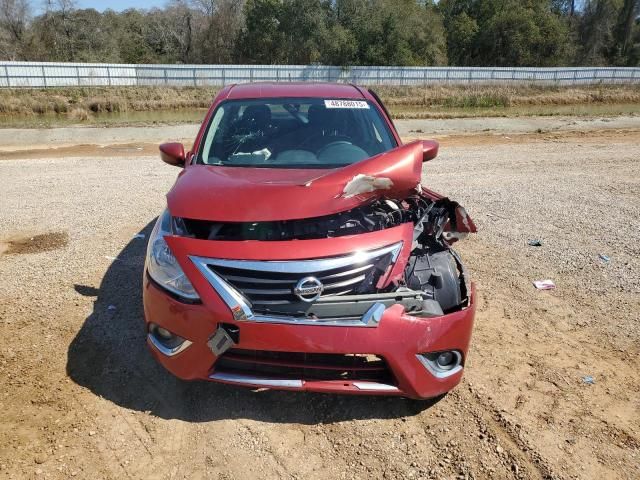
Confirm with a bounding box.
[316,140,354,158]
[301,133,352,150]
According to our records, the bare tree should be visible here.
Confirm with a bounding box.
[614,0,640,60]
[164,0,195,63]
[193,0,245,63]
[41,0,77,60]
[0,0,31,59]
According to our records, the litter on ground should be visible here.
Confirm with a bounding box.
[533,279,556,290]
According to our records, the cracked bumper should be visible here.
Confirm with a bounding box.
[143,275,476,399]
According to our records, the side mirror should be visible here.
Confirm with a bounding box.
[159,142,185,167]
[421,140,439,162]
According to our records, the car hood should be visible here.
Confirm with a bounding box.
[167,141,425,222]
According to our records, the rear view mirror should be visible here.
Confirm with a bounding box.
[159,142,186,167]
[421,140,439,162]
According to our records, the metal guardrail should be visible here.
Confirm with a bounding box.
[1,62,639,87]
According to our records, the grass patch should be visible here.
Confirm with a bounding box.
[0,86,219,116]
[371,84,640,108]
[0,84,637,125]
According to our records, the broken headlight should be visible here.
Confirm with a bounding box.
[146,209,199,301]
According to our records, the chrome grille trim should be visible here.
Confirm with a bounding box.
[197,243,402,273]
[194,242,402,307]
[208,372,398,392]
[190,242,402,327]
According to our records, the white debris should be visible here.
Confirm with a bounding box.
[533,279,556,290]
[342,174,393,198]
[252,148,271,160]
[133,233,145,239]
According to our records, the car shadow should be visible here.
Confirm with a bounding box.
[67,220,442,424]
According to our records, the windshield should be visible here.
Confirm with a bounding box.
[197,98,397,168]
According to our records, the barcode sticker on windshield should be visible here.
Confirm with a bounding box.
[324,100,370,109]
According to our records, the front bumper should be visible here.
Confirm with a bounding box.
[143,274,475,399]
[144,225,475,399]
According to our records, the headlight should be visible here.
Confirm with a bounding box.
[146,209,199,301]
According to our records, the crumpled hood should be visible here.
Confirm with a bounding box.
[167,141,425,222]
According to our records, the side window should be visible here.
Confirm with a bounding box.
[201,106,225,162]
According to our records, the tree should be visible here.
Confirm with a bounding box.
[194,0,244,63]
[0,0,636,67]
[577,0,621,65]
[0,0,30,59]
[440,0,570,66]
[237,0,285,63]
[331,0,447,66]
[612,0,640,63]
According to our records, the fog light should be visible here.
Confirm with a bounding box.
[156,326,174,341]
[416,350,463,378]
[436,351,456,370]
[148,323,192,356]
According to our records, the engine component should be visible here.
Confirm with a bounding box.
[171,193,473,314]
[404,249,464,313]
[174,196,434,241]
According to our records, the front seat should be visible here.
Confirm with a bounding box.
[239,104,272,134]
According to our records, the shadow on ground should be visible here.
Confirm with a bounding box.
[67,220,440,423]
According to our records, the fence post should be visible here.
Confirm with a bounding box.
[107,66,112,86]
[42,65,47,87]
[553,70,558,85]
[164,67,168,86]
[468,69,472,84]
[76,66,80,86]
[222,68,226,86]
[4,65,9,88]
[193,68,197,87]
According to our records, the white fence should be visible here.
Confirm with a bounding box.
[1,62,639,87]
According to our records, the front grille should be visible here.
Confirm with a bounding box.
[215,348,394,383]
[204,243,401,309]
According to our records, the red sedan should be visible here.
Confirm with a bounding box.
[144,82,476,399]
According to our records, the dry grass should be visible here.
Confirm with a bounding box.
[67,107,92,121]
[0,84,638,119]
[372,84,640,108]
[0,86,219,116]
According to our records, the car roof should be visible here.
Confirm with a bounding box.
[224,82,366,100]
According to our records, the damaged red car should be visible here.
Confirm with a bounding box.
[143,83,476,399]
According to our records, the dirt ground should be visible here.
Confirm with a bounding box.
[0,120,638,480]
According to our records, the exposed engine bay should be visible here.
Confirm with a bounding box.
[171,192,475,317]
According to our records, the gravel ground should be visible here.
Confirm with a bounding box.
[0,126,638,479]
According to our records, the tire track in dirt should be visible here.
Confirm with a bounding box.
[459,386,556,480]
